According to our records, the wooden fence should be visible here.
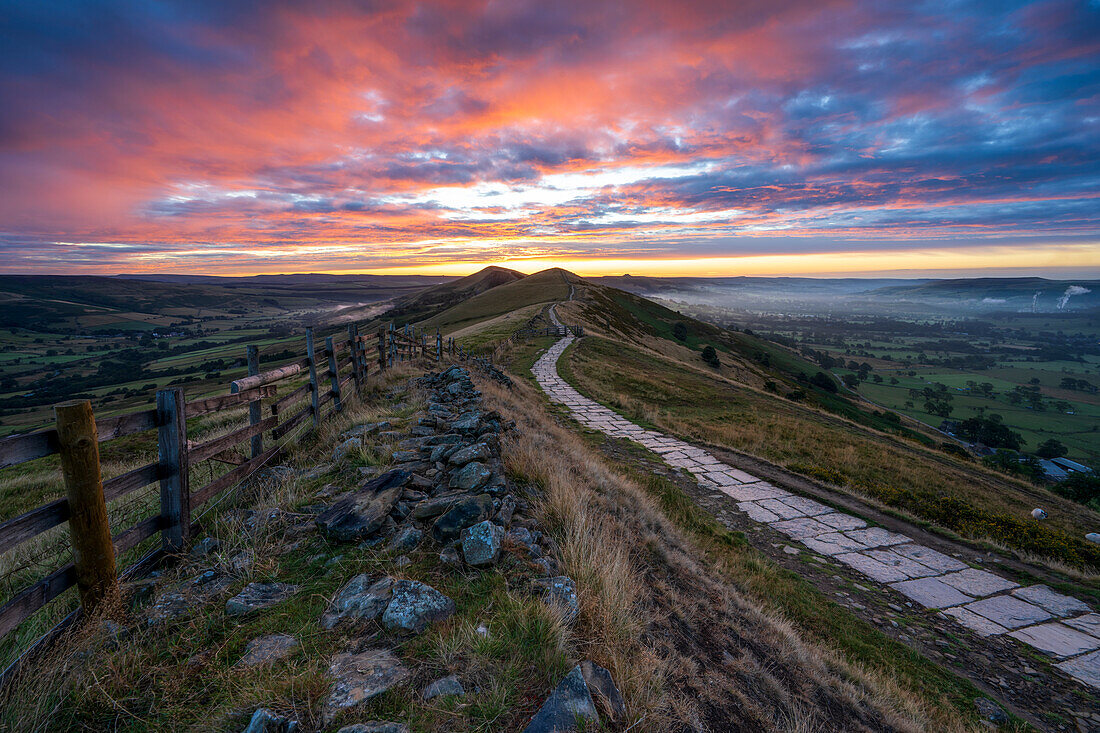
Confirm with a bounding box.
[0,320,463,678]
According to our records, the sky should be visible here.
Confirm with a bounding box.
[1,0,1099,278]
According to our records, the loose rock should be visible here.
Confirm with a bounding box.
[522,665,598,733]
[225,582,300,616]
[432,494,493,543]
[381,579,455,633]
[237,634,299,668]
[461,520,503,566]
[321,575,393,629]
[422,674,465,700]
[242,708,298,733]
[316,470,410,542]
[323,649,409,724]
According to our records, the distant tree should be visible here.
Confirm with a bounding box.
[956,415,1023,450]
[809,371,838,393]
[842,373,860,389]
[872,374,883,383]
[1036,439,1068,459]
[672,322,688,342]
[763,380,779,394]
[924,399,953,418]
[701,345,720,368]
[1052,474,1100,506]
[889,377,898,385]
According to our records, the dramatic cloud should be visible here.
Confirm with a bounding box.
[0,0,1098,274]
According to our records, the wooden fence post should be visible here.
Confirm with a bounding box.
[348,325,362,393]
[245,345,263,459]
[55,400,118,612]
[326,335,343,413]
[378,327,386,372]
[156,388,190,552]
[306,327,321,428]
[436,331,442,361]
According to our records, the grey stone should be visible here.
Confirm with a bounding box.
[974,698,1008,725]
[190,536,220,559]
[1011,585,1091,617]
[1064,613,1100,639]
[1009,623,1100,658]
[323,649,410,724]
[333,437,363,463]
[522,665,598,733]
[448,443,491,466]
[1056,649,1100,690]
[411,492,470,519]
[941,607,1008,637]
[226,582,300,616]
[382,580,455,633]
[579,660,626,723]
[336,724,409,733]
[439,545,462,566]
[432,494,494,543]
[889,578,972,609]
[321,575,394,629]
[937,567,1018,597]
[495,495,517,527]
[422,674,465,700]
[237,634,299,668]
[451,414,481,432]
[389,526,423,552]
[242,708,299,733]
[147,592,189,625]
[461,520,504,567]
[535,576,579,623]
[891,543,968,573]
[964,595,1053,629]
[394,555,412,569]
[449,461,493,491]
[391,449,422,463]
[343,421,390,439]
[228,550,254,574]
[316,470,410,542]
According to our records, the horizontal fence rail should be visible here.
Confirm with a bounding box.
[0,317,460,684]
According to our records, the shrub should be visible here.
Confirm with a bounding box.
[1052,474,1100,506]
[809,371,838,393]
[672,321,688,341]
[939,442,970,460]
[1036,439,1068,459]
[701,345,720,367]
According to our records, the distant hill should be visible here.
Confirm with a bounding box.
[370,266,526,326]
[595,275,929,297]
[865,277,1100,311]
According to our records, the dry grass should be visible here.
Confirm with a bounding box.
[481,376,975,732]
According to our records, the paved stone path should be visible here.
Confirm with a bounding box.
[533,335,1100,691]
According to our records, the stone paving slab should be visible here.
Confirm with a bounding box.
[757,498,809,520]
[964,595,1053,630]
[802,532,870,556]
[1057,650,1100,690]
[776,495,833,517]
[891,543,968,573]
[718,483,791,502]
[737,501,780,523]
[815,512,867,531]
[842,527,909,548]
[1011,585,1092,618]
[937,567,1019,597]
[863,548,941,579]
[890,578,973,608]
[835,552,911,583]
[771,517,834,540]
[940,607,1009,637]
[1009,623,1100,658]
[1064,613,1100,639]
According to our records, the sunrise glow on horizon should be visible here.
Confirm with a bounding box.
[2,1,1099,276]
